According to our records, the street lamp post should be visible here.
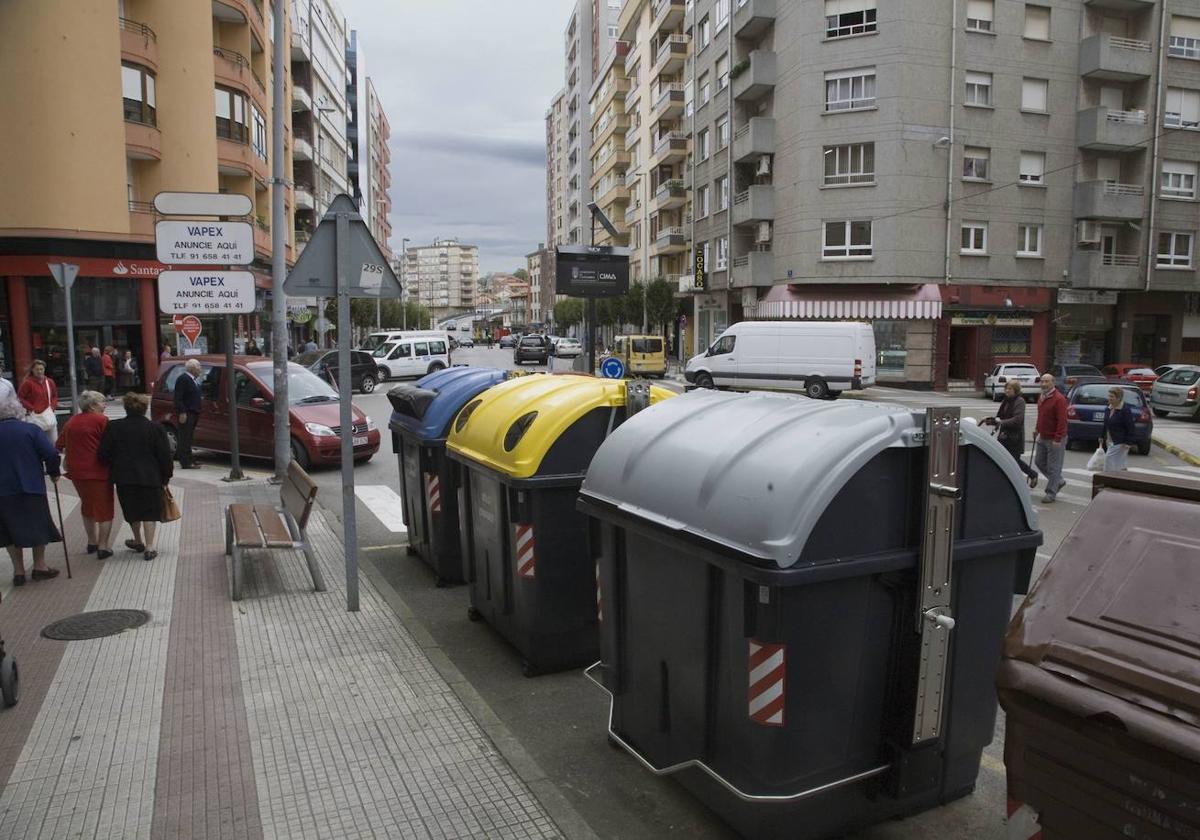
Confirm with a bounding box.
[401,237,410,330]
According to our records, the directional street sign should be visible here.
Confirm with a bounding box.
[284,194,401,299]
[154,191,253,217]
[155,220,254,265]
[157,270,256,314]
[600,356,626,379]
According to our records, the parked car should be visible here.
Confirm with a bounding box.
[984,363,1040,401]
[369,334,451,381]
[1150,365,1200,419]
[685,321,876,399]
[151,356,380,471]
[1065,382,1152,455]
[456,336,475,348]
[514,334,550,365]
[293,350,379,393]
[498,334,518,349]
[612,335,668,378]
[1102,363,1158,394]
[358,329,450,354]
[554,337,582,358]
[1154,363,1191,378]
[1045,363,1103,395]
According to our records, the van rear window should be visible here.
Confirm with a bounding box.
[633,338,663,353]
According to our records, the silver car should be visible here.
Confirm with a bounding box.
[1150,365,1200,418]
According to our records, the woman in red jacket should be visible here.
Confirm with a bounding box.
[101,345,116,397]
[57,390,116,558]
[18,360,59,445]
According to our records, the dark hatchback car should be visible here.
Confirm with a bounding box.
[513,334,550,365]
[294,350,380,393]
[1046,363,1103,395]
[1065,382,1152,455]
[498,334,518,349]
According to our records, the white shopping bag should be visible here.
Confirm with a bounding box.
[1086,445,1105,472]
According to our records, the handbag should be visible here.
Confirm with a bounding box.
[161,487,182,522]
[28,380,56,431]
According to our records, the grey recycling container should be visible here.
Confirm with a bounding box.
[578,390,1042,840]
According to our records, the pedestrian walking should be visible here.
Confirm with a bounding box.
[0,385,63,586]
[101,345,116,397]
[97,392,174,562]
[84,347,104,392]
[304,338,318,353]
[1102,386,1136,472]
[245,339,263,356]
[984,380,1039,488]
[57,391,116,559]
[174,358,203,469]
[117,350,138,392]
[1034,373,1068,503]
[18,360,59,446]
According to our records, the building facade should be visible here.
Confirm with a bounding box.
[546,89,569,246]
[345,30,393,260]
[365,78,393,258]
[0,0,295,388]
[403,239,480,322]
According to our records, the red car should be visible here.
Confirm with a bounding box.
[151,356,380,471]
[1102,363,1159,394]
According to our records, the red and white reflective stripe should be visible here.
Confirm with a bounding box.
[515,524,535,578]
[425,473,442,513]
[748,640,786,727]
[595,560,603,622]
[1006,798,1042,840]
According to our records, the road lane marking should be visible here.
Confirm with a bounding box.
[355,484,407,533]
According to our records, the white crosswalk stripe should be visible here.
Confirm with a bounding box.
[355,484,407,533]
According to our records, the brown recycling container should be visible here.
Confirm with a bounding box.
[997,472,1200,839]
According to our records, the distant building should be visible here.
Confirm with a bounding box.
[403,239,480,321]
[346,31,392,258]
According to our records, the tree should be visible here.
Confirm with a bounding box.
[645,278,677,334]
[554,298,583,329]
[623,282,645,331]
[512,268,529,281]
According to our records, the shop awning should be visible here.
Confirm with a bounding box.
[758,284,943,320]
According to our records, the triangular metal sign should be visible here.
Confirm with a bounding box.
[284,193,401,298]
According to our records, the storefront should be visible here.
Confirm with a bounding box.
[936,284,1052,389]
[1053,289,1117,367]
[693,291,733,356]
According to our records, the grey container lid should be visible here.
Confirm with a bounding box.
[579,390,1039,569]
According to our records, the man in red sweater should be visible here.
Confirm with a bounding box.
[1034,373,1068,503]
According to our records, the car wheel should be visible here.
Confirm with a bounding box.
[163,424,178,457]
[695,372,715,389]
[359,375,376,394]
[290,437,311,472]
[1137,440,1151,456]
[427,362,446,375]
[377,366,390,383]
[805,378,830,400]
[1153,408,1168,418]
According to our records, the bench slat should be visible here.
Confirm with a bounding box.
[230,504,265,548]
[254,505,294,547]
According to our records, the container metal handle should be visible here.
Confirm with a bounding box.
[583,662,891,804]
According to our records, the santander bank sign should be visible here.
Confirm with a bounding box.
[111,260,164,277]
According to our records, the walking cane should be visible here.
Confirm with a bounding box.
[51,480,72,580]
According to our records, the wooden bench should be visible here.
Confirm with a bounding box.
[224,461,327,601]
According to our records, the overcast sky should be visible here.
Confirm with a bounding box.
[338,0,567,274]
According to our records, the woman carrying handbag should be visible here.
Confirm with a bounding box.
[97,392,174,561]
[18,360,59,446]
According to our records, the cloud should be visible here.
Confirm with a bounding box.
[393,131,546,169]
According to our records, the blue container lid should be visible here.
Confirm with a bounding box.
[388,366,509,442]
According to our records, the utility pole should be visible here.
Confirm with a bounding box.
[401,236,409,329]
[270,0,290,481]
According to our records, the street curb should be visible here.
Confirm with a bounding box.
[359,553,601,840]
[1152,435,1200,467]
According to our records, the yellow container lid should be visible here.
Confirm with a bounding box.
[447,374,675,479]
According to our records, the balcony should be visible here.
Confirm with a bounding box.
[652,0,686,32]
[292,82,312,111]
[654,226,688,254]
[653,131,689,164]
[1076,106,1147,151]
[213,46,263,97]
[731,250,775,288]
[734,0,777,40]
[732,50,777,103]
[732,185,776,226]
[653,34,689,77]
[625,202,641,223]
[733,117,776,163]
[119,17,158,71]
[1070,250,1142,290]
[593,149,631,179]
[1074,179,1145,219]
[294,184,315,210]
[594,177,630,208]
[593,112,631,148]
[651,84,686,119]
[1079,34,1153,81]
[125,120,162,160]
[653,179,688,210]
[293,136,313,160]
[253,219,271,255]
[592,77,631,121]
[128,200,156,238]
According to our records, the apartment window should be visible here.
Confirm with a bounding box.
[700,15,711,48]
[121,62,156,126]
[963,146,990,180]
[1164,87,1200,128]
[608,25,619,38]
[1024,4,1050,39]
[1017,224,1042,256]
[961,222,988,254]
[825,0,877,38]
[966,0,994,32]
[214,85,249,143]
[716,54,730,92]
[716,0,730,29]
[1019,151,1046,184]
[1168,16,1200,59]
[823,220,873,258]
[698,128,710,160]
[823,143,875,185]
[1157,231,1194,267]
[715,236,729,270]
[1162,160,1198,199]
[717,116,730,149]
[717,175,730,210]
[700,240,711,271]
[699,72,711,106]
[697,184,711,217]
[1021,78,1048,112]
[964,71,993,106]
[824,67,877,112]
[252,106,268,162]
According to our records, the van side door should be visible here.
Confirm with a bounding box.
[733,331,780,389]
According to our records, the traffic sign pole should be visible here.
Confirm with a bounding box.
[48,263,80,416]
[223,313,244,482]
[336,211,360,612]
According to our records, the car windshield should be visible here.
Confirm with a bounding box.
[520,337,542,347]
[247,362,337,405]
[1161,368,1200,385]
[1073,384,1142,406]
[1005,365,1037,374]
[359,334,389,352]
[1127,368,1155,376]
[372,342,396,358]
[1065,365,1101,376]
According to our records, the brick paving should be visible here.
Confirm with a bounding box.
[0,476,565,840]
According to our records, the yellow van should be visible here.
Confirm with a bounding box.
[612,335,667,378]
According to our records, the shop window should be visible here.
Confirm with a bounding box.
[873,321,908,372]
[992,326,1031,355]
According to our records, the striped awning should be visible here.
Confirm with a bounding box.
[757,284,943,321]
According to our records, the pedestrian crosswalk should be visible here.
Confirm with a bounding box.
[354,484,407,533]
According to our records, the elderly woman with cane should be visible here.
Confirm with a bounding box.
[57,391,116,559]
[0,385,63,586]
[98,392,174,562]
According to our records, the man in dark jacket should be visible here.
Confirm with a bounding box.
[1034,373,1068,503]
[173,359,204,469]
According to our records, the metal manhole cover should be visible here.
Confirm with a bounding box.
[41,610,151,641]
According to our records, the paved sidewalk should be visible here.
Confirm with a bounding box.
[1150,423,1200,466]
[0,476,567,840]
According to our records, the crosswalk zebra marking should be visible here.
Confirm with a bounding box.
[355,484,407,534]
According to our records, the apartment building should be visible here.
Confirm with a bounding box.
[365,79,393,258]
[0,0,294,388]
[682,0,1200,386]
[546,89,570,246]
[403,239,480,322]
[346,32,394,260]
[588,43,635,246]
[527,246,556,326]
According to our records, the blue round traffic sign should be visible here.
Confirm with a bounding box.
[599,356,625,379]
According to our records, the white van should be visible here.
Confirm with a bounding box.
[359,329,448,354]
[685,321,876,399]
[367,333,452,381]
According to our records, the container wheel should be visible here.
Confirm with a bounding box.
[521,660,537,678]
[0,653,18,708]
[467,606,482,622]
